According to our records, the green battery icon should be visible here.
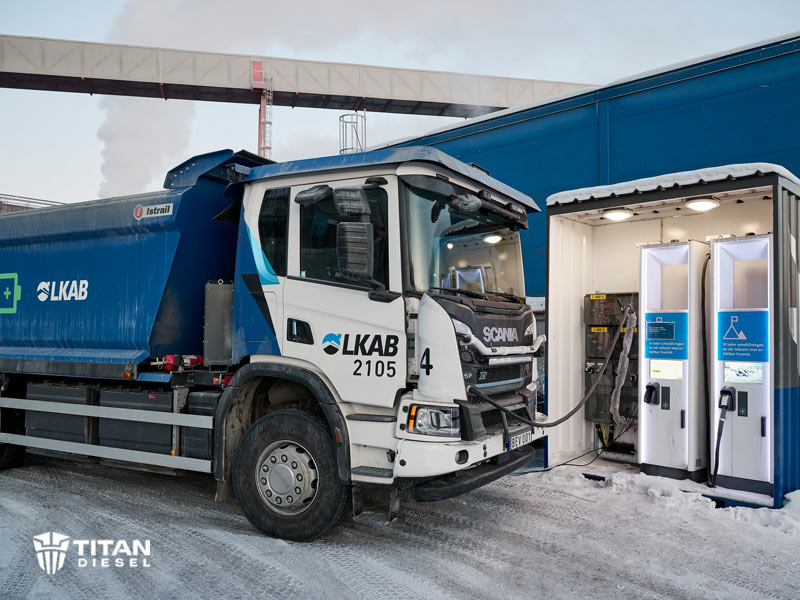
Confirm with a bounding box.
[0,273,22,314]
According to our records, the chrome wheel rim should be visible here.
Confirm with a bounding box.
[255,439,319,515]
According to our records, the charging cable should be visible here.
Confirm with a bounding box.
[710,386,736,487]
[469,303,637,429]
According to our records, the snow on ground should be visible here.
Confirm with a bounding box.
[1,454,800,599]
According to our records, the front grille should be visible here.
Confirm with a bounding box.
[476,364,523,385]
[481,405,530,431]
[458,392,535,440]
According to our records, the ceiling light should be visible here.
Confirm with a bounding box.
[685,196,720,212]
[484,234,502,244]
[446,242,454,249]
[602,208,633,222]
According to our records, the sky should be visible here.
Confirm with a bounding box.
[1,0,800,201]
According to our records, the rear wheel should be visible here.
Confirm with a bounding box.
[233,408,348,541]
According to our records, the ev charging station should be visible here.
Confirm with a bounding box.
[710,234,774,495]
[545,163,800,508]
[639,241,707,481]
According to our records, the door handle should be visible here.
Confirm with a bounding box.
[368,290,401,303]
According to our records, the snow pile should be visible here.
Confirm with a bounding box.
[783,490,800,518]
[724,504,800,534]
[528,461,800,535]
[608,472,714,510]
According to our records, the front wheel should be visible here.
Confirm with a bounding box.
[233,408,349,541]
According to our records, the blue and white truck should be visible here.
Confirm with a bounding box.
[0,147,545,540]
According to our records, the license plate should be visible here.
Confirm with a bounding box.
[508,429,533,451]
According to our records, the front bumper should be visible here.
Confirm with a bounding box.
[412,445,535,502]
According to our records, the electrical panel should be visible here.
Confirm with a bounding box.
[584,359,638,424]
[583,292,639,424]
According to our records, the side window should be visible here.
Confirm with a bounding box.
[299,186,389,288]
[258,187,290,277]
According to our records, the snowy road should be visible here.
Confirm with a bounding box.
[1,454,799,599]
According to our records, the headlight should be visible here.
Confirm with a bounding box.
[451,318,472,336]
[407,405,460,437]
[524,320,536,337]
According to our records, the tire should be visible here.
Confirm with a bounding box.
[0,444,23,471]
[233,408,349,541]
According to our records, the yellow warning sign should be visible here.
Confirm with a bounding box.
[591,327,608,333]
[589,294,607,300]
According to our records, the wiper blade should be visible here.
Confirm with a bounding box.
[488,291,525,303]
[426,286,486,299]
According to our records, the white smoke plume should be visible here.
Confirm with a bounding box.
[97,97,195,198]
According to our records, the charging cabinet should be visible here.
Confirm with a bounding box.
[639,241,707,481]
[546,162,800,507]
[711,234,774,495]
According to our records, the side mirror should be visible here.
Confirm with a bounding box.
[337,222,375,282]
[295,185,332,205]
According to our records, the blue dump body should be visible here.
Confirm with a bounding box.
[0,150,261,376]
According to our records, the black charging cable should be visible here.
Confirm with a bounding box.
[701,252,714,485]
[710,387,735,487]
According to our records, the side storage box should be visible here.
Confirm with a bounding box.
[180,391,220,460]
[98,389,172,454]
[204,282,233,366]
[25,383,98,443]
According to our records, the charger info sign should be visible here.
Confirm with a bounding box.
[644,312,689,359]
[717,310,769,362]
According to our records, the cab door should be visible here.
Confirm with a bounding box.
[281,174,406,408]
[232,183,289,362]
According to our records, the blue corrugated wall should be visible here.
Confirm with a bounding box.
[394,35,800,297]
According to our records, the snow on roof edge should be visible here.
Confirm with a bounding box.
[546,163,800,207]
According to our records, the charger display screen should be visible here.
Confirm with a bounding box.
[649,359,683,381]
[724,361,763,384]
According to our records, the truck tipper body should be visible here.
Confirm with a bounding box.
[0,147,546,540]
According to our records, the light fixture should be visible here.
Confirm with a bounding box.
[602,208,633,222]
[484,234,503,244]
[446,242,454,249]
[685,196,720,212]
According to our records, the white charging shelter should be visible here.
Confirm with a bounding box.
[546,163,800,508]
[639,241,707,481]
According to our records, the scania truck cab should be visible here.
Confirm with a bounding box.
[0,147,545,540]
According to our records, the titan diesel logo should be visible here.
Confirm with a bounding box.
[322,333,399,357]
[32,532,71,575]
[322,333,342,355]
[32,532,152,574]
[37,280,88,302]
[483,326,519,344]
[133,203,174,220]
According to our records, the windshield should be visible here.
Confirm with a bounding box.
[403,175,525,299]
